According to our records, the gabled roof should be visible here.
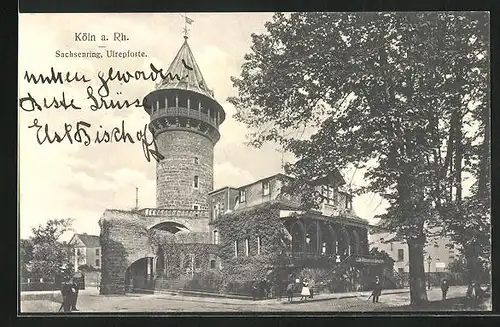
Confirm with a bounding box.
[69,233,100,248]
[156,37,215,100]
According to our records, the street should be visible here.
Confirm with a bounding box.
[21,285,490,313]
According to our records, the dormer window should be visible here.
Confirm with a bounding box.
[193,175,199,189]
[194,157,199,164]
[239,189,246,203]
[263,180,270,196]
[322,185,336,205]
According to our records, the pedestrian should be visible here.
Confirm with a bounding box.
[300,279,310,301]
[440,279,449,300]
[70,277,80,311]
[309,279,314,299]
[466,280,483,308]
[251,279,258,301]
[286,280,295,302]
[371,276,382,303]
[58,277,72,312]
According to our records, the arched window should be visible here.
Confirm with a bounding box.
[291,222,304,253]
[305,223,318,254]
[351,230,361,255]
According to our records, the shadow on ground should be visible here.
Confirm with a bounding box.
[385,296,491,312]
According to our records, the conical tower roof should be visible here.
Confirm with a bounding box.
[156,37,216,100]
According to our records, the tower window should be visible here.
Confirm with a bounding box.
[239,189,246,203]
[210,260,216,269]
[263,181,270,196]
[398,249,404,262]
[213,230,219,244]
[194,157,199,164]
[193,175,199,188]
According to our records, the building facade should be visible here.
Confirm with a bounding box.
[369,230,458,274]
[68,233,102,272]
[99,35,223,294]
[99,35,393,295]
[210,173,395,292]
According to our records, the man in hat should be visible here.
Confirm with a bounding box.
[440,279,449,300]
[286,280,295,302]
[371,276,382,303]
[59,277,73,312]
[70,276,80,311]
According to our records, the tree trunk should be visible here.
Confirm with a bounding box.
[454,112,463,207]
[407,236,428,306]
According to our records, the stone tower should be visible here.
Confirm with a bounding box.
[143,36,225,214]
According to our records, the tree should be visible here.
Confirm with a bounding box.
[20,239,34,278]
[229,12,489,305]
[30,218,75,281]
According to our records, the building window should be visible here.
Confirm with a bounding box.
[398,249,404,262]
[390,242,393,251]
[96,248,100,256]
[76,248,82,256]
[245,238,249,256]
[257,236,262,255]
[194,157,199,164]
[239,189,246,203]
[322,185,337,205]
[398,267,404,274]
[210,260,216,269]
[345,195,351,209]
[234,240,238,257]
[263,181,270,196]
[193,204,199,216]
[95,259,100,267]
[213,230,219,245]
[193,175,199,188]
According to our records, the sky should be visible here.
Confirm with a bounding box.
[18,13,411,241]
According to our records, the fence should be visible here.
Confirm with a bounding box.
[21,278,59,292]
[21,273,86,292]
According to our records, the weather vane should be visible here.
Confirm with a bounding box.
[180,13,194,39]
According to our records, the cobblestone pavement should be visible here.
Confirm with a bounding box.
[21,285,484,313]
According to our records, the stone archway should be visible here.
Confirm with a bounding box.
[124,256,155,293]
[149,221,190,234]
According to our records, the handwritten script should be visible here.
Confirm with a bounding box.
[19,63,193,162]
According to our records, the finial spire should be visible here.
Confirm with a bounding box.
[135,187,139,210]
[181,13,194,40]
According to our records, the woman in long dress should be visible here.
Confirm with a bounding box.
[300,279,310,301]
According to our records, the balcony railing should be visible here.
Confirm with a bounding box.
[150,106,219,128]
[138,208,209,218]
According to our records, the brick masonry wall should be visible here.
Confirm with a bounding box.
[155,130,214,211]
[99,210,212,294]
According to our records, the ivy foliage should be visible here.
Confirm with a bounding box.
[213,203,290,284]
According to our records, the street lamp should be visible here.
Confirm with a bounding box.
[427,255,432,290]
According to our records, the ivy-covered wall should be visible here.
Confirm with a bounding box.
[213,203,289,289]
[99,209,213,295]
